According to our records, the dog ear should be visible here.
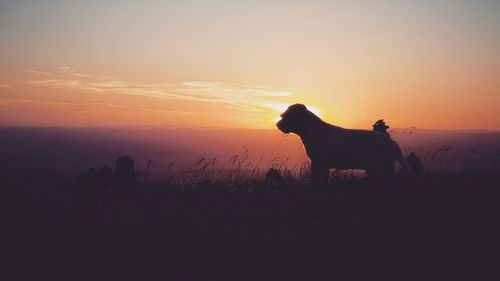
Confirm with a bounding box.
[289,103,308,112]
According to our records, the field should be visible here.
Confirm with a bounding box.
[3,165,500,281]
[1,128,500,280]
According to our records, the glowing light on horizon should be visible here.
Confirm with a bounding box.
[267,102,323,124]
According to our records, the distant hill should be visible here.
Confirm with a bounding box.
[1,127,499,177]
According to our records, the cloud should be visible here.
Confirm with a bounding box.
[23,69,55,76]
[29,79,82,88]
[58,66,93,78]
[27,67,294,116]
[0,83,10,88]
[0,98,196,115]
[0,97,199,127]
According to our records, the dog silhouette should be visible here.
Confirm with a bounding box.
[276,104,410,185]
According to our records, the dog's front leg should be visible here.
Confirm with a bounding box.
[311,161,329,188]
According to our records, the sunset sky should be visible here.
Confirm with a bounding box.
[1,0,499,130]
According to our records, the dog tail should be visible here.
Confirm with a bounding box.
[394,142,413,177]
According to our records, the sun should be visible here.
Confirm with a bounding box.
[266,103,323,123]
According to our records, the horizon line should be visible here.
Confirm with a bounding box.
[1,125,499,133]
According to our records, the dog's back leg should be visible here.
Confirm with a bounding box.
[366,162,395,189]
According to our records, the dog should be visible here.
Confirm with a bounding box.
[276,104,410,185]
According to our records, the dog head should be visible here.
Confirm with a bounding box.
[276,104,317,135]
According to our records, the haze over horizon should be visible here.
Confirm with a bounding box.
[1,1,499,130]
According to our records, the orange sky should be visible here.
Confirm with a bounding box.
[1,1,499,130]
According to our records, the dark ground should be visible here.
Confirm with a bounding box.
[2,165,500,281]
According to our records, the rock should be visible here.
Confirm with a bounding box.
[113,156,137,197]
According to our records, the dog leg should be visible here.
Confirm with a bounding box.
[311,162,329,188]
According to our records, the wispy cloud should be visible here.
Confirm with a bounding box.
[0,83,10,88]
[58,66,93,78]
[0,98,196,115]
[27,66,294,115]
[0,97,199,127]
[23,69,55,76]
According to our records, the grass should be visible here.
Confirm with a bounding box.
[2,146,500,281]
